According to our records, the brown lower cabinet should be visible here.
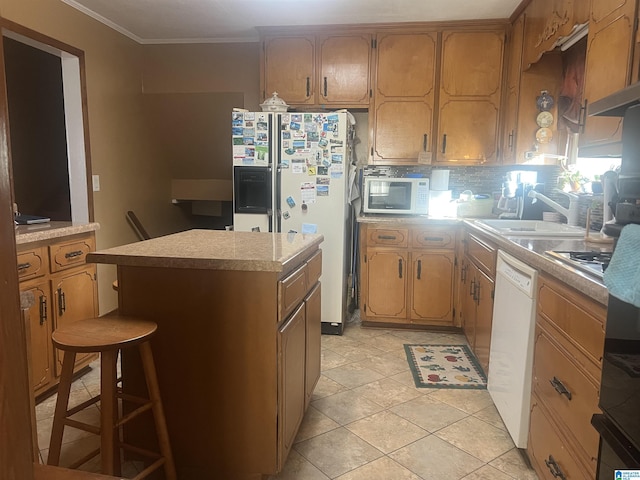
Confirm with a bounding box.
[459,230,496,375]
[114,247,322,478]
[17,232,98,398]
[360,223,457,327]
[527,273,606,479]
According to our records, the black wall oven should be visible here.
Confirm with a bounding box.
[593,295,640,478]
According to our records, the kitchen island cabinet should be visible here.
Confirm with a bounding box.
[87,230,323,480]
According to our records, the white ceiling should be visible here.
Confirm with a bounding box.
[62,0,522,44]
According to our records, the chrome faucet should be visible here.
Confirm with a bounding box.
[527,190,580,226]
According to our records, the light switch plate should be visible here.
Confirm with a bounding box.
[92,175,100,192]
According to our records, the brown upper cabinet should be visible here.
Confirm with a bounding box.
[579,0,638,154]
[522,0,589,70]
[261,33,371,108]
[436,29,505,164]
[370,32,438,164]
[501,15,526,164]
[369,27,506,165]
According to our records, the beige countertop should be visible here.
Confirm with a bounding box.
[357,214,460,225]
[358,214,610,305]
[15,221,100,245]
[87,229,324,273]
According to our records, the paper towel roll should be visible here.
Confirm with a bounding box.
[431,169,450,191]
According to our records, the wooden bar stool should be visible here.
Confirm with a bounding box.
[47,315,176,480]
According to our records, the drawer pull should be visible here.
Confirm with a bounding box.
[549,376,572,400]
[424,236,444,242]
[417,259,422,280]
[64,250,84,259]
[39,295,47,325]
[544,455,567,480]
[57,288,66,316]
[18,262,31,271]
[378,235,397,240]
[398,259,403,279]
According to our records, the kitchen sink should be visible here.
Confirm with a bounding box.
[475,219,585,237]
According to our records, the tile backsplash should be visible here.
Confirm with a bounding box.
[362,164,561,198]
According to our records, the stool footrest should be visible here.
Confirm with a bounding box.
[131,458,166,480]
[64,418,101,436]
[115,402,153,428]
[67,448,100,470]
[120,442,162,460]
[117,391,148,405]
[66,395,101,417]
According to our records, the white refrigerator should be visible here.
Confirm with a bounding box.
[232,111,354,333]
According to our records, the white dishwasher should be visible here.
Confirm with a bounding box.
[488,249,538,449]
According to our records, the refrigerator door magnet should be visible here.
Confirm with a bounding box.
[286,196,296,208]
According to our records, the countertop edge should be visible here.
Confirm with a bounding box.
[463,220,608,306]
[87,232,324,273]
[16,222,100,245]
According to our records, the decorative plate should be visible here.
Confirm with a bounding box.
[535,127,553,144]
[536,111,554,128]
[536,90,555,112]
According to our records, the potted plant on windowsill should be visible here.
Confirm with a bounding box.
[558,168,588,193]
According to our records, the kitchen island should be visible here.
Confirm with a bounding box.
[87,230,324,480]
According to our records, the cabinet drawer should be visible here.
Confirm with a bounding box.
[306,250,322,286]
[50,235,95,273]
[464,231,496,276]
[537,275,605,381]
[532,324,600,464]
[528,395,594,480]
[366,228,408,247]
[17,246,48,281]
[279,264,308,321]
[411,227,455,249]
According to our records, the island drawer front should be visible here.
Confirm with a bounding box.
[306,250,322,286]
[50,235,95,273]
[366,227,409,247]
[411,227,455,249]
[464,231,496,276]
[532,324,600,463]
[528,395,594,480]
[537,275,605,380]
[279,263,308,321]
[17,246,48,281]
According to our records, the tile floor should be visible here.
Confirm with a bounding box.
[271,318,539,480]
[35,317,539,480]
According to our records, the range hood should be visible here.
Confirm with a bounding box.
[589,81,640,117]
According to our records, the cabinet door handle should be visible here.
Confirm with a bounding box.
[469,278,476,296]
[39,294,47,325]
[57,288,66,316]
[377,235,397,240]
[578,100,588,133]
[442,134,447,154]
[417,259,422,280]
[424,236,444,242]
[17,262,31,271]
[306,77,310,97]
[544,455,567,480]
[461,264,467,283]
[398,259,403,279]
[549,376,572,400]
[323,76,327,97]
[423,134,428,152]
[65,250,83,259]
[508,130,514,149]
[474,282,480,305]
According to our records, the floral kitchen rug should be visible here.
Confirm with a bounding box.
[404,344,487,389]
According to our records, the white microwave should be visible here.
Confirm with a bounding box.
[363,177,429,214]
